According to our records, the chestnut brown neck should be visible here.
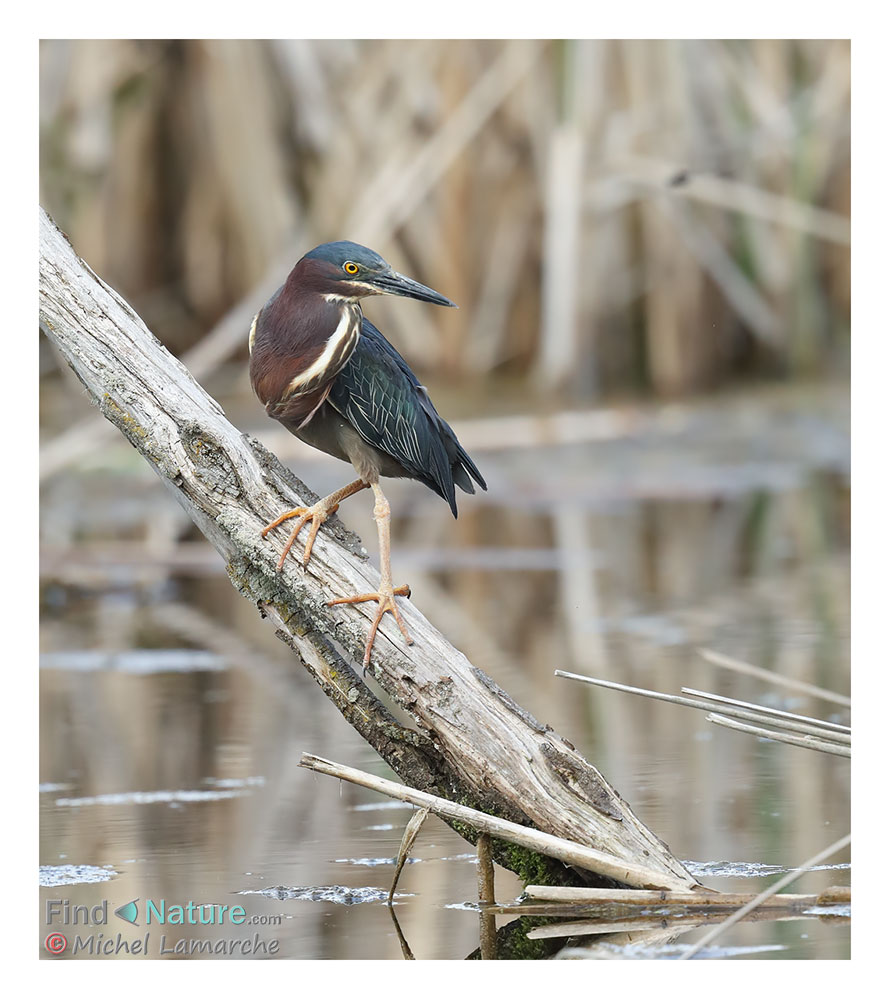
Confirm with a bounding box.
[248,264,362,428]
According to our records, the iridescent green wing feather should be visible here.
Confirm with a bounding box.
[328,319,486,515]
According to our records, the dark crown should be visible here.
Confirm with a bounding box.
[303,241,388,272]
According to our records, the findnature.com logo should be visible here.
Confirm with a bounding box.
[44,898,283,957]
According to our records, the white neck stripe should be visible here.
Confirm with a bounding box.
[284,306,359,395]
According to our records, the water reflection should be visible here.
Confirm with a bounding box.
[39,383,849,959]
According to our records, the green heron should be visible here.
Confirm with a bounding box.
[249,241,486,666]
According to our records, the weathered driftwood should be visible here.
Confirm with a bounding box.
[38,205,696,889]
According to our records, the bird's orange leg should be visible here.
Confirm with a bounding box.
[262,478,369,570]
[327,482,413,667]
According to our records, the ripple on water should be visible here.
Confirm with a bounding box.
[683,860,850,878]
[554,942,788,960]
[235,885,410,905]
[333,856,416,867]
[54,788,250,807]
[39,864,118,886]
[685,860,851,878]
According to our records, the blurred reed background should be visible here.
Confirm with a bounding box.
[39,38,849,397]
[39,39,850,960]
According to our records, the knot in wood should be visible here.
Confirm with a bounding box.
[182,424,242,498]
[539,742,623,821]
[431,675,454,708]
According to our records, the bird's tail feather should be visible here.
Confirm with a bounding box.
[440,422,487,499]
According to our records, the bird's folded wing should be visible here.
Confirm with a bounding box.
[328,320,459,512]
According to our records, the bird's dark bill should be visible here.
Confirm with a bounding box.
[371,270,456,308]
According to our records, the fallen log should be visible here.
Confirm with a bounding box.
[39,205,697,890]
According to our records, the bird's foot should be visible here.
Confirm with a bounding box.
[327,583,413,667]
[261,498,341,570]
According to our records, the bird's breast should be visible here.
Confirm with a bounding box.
[280,302,361,398]
[249,298,361,429]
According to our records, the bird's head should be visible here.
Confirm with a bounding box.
[298,240,457,308]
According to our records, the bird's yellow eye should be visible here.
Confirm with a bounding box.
[344,261,359,275]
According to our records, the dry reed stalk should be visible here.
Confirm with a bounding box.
[389,807,430,903]
[536,41,586,390]
[555,672,850,751]
[523,884,849,906]
[464,191,532,373]
[618,156,851,245]
[698,647,850,707]
[683,687,849,736]
[623,41,708,396]
[193,41,298,290]
[345,41,541,243]
[476,833,497,960]
[658,197,783,348]
[706,714,850,757]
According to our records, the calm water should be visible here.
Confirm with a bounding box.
[39,380,850,959]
